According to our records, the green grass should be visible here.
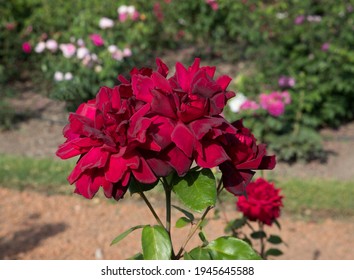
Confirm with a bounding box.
[0,154,75,195]
[277,179,354,218]
[0,154,353,218]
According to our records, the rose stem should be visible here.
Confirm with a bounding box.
[138,191,164,228]
[162,177,176,259]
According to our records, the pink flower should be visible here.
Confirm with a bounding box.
[5,22,16,31]
[205,0,218,10]
[90,34,104,47]
[123,48,132,57]
[321,42,330,52]
[259,91,291,117]
[240,100,260,111]
[294,15,305,25]
[46,39,58,52]
[278,76,296,88]
[22,42,32,53]
[117,5,139,22]
[59,43,76,58]
[237,178,283,225]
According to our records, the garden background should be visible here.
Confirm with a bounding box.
[0,0,353,259]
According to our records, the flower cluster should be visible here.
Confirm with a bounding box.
[205,0,218,11]
[278,76,295,89]
[57,58,275,200]
[259,91,291,117]
[236,178,283,225]
[229,89,291,117]
[117,5,140,22]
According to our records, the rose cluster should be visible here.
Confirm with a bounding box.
[236,178,283,225]
[57,58,275,200]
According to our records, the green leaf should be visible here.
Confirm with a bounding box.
[175,217,191,228]
[127,253,144,260]
[198,231,209,246]
[186,247,213,260]
[173,169,216,212]
[207,236,262,260]
[141,225,172,260]
[265,248,283,257]
[225,217,246,233]
[128,176,158,194]
[172,205,195,221]
[274,219,281,230]
[111,225,145,246]
[250,230,267,239]
[267,235,283,245]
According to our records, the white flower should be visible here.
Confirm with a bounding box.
[45,39,58,52]
[99,17,114,29]
[64,72,73,80]
[112,50,123,61]
[54,71,64,81]
[123,47,132,57]
[108,45,118,54]
[35,41,46,53]
[228,93,247,113]
[276,12,288,19]
[126,5,136,14]
[77,47,90,59]
[118,5,128,14]
[95,65,103,73]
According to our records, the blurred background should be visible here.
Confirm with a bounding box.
[0,0,353,260]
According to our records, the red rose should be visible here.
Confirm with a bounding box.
[56,86,159,200]
[57,58,276,201]
[236,178,283,225]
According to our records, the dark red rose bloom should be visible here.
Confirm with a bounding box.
[236,178,283,225]
[219,120,276,195]
[56,86,159,200]
[57,58,276,201]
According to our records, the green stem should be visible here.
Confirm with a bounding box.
[259,222,266,259]
[139,191,164,228]
[162,178,176,259]
[175,205,214,259]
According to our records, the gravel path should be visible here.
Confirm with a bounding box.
[1,187,353,260]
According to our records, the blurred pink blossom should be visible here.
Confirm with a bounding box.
[99,17,114,29]
[90,34,104,47]
[278,76,296,88]
[22,42,32,53]
[240,100,260,111]
[5,22,16,31]
[153,2,164,22]
[260,91,291,117]
[321,42,330,52]
[294,15,305,25]
[54,71,64,81]
[123,47,132,57]
[46,39,58,52]
[205,0,218,11]
[117,5,139,22]
[59,43,76,58]
[112,49,124,61]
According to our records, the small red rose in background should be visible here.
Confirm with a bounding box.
[237,177,283,225]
